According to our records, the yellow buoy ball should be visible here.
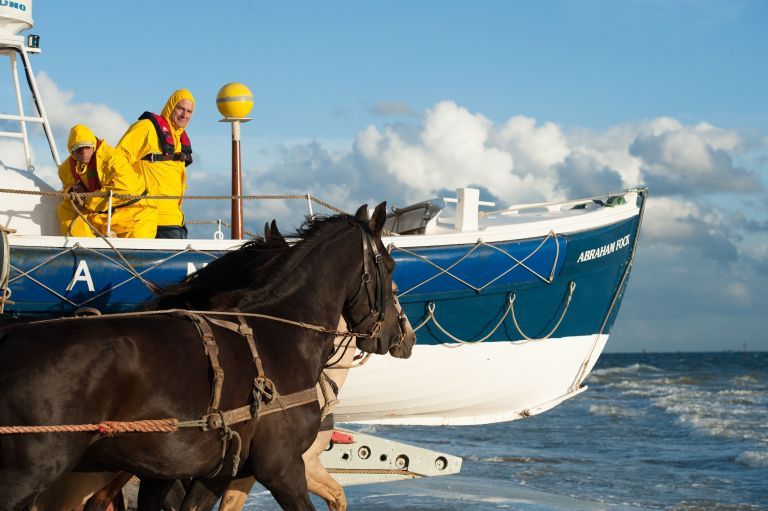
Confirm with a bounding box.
[216,83,254,119]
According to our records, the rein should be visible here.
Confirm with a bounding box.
[25,308,381,340]
[344,224,387,335]
[0,218,404,479]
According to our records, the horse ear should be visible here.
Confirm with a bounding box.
[369,201,387,238]
[264,220,288,247]
[269,220,288,247]
[354,204,369,222]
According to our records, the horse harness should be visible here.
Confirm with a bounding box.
[345,222,408,350]
[172,309,317,477]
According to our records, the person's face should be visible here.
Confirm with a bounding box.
[171,99,194,129]
[73,146,94,165]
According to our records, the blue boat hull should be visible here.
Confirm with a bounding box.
[3,215,639,346]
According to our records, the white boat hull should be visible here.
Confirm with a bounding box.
[336,333,607,425]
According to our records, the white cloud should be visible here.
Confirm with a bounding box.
[630,123,760,195]
[35,72,129,147]
[494,115,570,176]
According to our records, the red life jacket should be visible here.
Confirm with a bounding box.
[69,139,103,192]
[139,112,193,167]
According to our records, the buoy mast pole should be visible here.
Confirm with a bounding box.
[231,120,243,239]
[216,82,253,240]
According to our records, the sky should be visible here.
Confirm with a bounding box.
[1,1,767,352]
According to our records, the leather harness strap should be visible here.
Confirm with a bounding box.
[188,387,319,431]
[173,310,318,428]
[169,310,319,477]
[181,311,225,413]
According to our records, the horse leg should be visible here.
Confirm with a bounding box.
[217,477,254,511]
[253,457,314,511]
[82,472,133,511]
[136,479,177,511]
[303,431,346,511]
[179,478,231,511]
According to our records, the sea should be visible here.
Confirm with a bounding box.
[242,352,768,510]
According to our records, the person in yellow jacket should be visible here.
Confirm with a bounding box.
[57,124,157,238]
[116,89,195,239]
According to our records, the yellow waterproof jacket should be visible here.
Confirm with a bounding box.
[116,89,194,227]
[58,124,146,212]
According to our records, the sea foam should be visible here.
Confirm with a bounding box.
[735,451,768,469]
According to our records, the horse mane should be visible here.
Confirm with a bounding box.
[149,214,360,311]
[219,213,361,311]
[149,220,290,311]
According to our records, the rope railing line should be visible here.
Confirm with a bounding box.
[8,241,211,307]
[570,189,649,391]
[392,230,561,298]
[327,468,415,476]
[509,281,576,342]
[185,220,260,239]
[415,300,515,347]
[412,280,575,346]
[63,196,160,295]
[0,187,348,213]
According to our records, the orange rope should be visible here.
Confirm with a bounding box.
[0,418,179,436]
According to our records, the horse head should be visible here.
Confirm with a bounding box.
[343,202,416,359]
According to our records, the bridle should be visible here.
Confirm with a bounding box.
[344,222,408,347]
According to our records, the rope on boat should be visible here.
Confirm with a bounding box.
[400,230,566,345]
[327,468,415,477]
[510,281,576,341]
[569,188,649,391]
[0,187,348,214]
[3,188,350,301]
[391,231,561,298]
[65,195,161,295]
[7,242,222,310]
[413,281,575,346]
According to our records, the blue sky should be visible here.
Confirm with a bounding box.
[3,1,768,352]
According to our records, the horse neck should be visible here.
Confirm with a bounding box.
[243,223,362,326]
[245,225,363,391]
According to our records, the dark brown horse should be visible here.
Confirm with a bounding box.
[0,203,414,511]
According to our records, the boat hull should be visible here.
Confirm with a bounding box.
[336,334,605,425]
[1,191,645,425]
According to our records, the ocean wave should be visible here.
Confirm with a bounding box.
[589,363,662,378]
[651,389,768,441]
[718,389,762,397]
[735,451,768,468]
[588,404,645,418]
[732,374,760,386]
[669,500,764,510]
[650,376,700,385]
[483,455,537,463]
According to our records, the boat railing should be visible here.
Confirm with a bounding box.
[0,186,350,238]
[487,188,644,217]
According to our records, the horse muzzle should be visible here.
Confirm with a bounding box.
[388,310,416,359]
